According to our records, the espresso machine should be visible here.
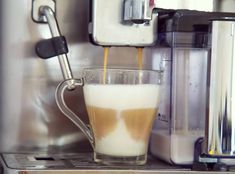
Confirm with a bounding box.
[0,0,235,173]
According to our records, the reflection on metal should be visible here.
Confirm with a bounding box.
[0,153,187,171]
[3,153,235,173]
[123,0,214,24]
[32,0,56,23]
[90,0,158,46]
[0,0,224,155]
[206,20,235,156]
[215,0,235,12]
[0,0,153,153]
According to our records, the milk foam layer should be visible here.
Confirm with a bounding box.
[84,84,160,156]
[83,84,160,109]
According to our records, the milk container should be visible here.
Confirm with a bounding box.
[150,10,235,165]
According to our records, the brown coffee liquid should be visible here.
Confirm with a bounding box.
[87,105,157,141]
[122,108,157,141]
[103,47,109,84]
[86,105,117,139]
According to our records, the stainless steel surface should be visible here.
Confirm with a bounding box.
[215,0,235,12]
[123,0,214,24]
[90,0,158,46]
[153,0,214,11]
[0,153,185,170]
[123,0,154,23]
[32,0,55,23]
[1,0,235,172]
[2,153,235,174]
[0,0,226,158]
[90,0,215,47]
[40,6,75,89]
[206,20,235,156]
[0,0,157,153]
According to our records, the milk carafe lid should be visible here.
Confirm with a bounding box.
[157,10,235,48]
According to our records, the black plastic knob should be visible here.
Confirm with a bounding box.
[35,36,68,59]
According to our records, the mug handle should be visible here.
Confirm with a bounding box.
[55,79,94,148]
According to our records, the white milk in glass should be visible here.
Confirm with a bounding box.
[83,84,160,156]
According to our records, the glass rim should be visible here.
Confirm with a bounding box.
[82,67,163,74]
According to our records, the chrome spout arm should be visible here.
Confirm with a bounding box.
[38,6,75,89]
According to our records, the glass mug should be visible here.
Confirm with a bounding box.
[56,68,162,165]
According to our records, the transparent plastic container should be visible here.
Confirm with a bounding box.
[150,10,213,165]
[150,44,208,165]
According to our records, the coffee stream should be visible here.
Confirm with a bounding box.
[103,47,109,84]
[84,48,159,157]
[103,47,143,83]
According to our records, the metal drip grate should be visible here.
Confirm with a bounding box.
[1,153,185,171]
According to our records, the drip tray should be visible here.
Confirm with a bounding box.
[1,153,188,171]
